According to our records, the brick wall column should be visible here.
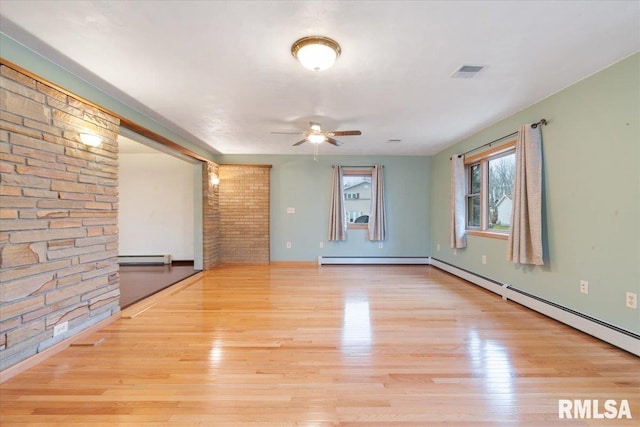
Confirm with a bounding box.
[218,165,270,263]
[202,161,220,270]
[0,65,120,370]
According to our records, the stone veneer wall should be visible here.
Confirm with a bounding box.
[0,65,120,370]
[202,161,220,269]
[219,165,270,263]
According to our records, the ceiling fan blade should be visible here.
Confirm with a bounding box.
[326,137,343,146]
[271,131,304,135]
[330,130,362,136]
[292,139,307,146]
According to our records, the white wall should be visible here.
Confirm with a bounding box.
[119,152,195,260]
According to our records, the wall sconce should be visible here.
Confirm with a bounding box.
[79,133,102,147]
[210,175,220,186]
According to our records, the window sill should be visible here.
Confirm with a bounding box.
[466,230,509,240]
[347,224,368,230]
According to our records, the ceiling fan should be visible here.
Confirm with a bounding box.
[272,122,361,146]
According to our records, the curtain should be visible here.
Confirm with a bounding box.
[328,165,346,241]
[450,155,467,249]
[507,124,544,265]
[368,164,387,241]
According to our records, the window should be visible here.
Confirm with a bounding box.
[343,168,372,229]
[465,141,516,238]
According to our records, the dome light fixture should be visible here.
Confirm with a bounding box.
[307,133,327,144]
[291,36,341,72]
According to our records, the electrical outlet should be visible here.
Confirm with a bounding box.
[453,249,458,256]
[286,241,292,249]
[53,321,68,337]
[580,280,589,294]
[626,292,637,309]
[378,242,383,249]
[482,255,487,265]
[437,243,441,252]
[319,242,323,249]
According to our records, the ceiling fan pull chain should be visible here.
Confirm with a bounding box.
[314,144,319,162]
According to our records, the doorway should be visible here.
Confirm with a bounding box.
[117,132,203,307]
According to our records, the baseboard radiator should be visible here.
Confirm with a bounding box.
[430,258,640,356]
[118,254,172,265]
[318,256,430,265]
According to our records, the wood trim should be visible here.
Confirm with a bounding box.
[219,164,273,168]
[343,168,373,176]
[464,139,516,236]
[467,230,509,240]
[465,140,516,164]
[347,223,368,230]
[120,272,203,319]
[0,58,211,163]
[0,313,121,384]
[119,118,210,162]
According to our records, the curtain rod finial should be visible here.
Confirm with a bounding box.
[532,119,548,128]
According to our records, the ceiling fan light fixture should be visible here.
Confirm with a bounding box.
[291,36,341,72]
[307,133,326,144]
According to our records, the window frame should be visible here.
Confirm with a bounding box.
[464,140,516,240]
[343,168,372,230]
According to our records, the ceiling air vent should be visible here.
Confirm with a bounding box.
[451,65,484,79]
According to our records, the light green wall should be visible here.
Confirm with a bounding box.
[217,155,431,261]
[430,53,640,334]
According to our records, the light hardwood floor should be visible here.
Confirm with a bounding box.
[1,264,638,426]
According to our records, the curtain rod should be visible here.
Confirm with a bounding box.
[332,165,383,168]
[454,119,548,159]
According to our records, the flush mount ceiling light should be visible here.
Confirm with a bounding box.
[291,36,341,72]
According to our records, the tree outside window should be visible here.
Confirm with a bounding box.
[465,142,515,236]
[488,154,515,230]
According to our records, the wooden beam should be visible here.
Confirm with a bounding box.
[1,58,212,163]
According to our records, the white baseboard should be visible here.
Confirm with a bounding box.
[118,254,172,265]
[318,256,430,265]
[430,258,640,356]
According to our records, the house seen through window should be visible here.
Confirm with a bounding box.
[343,169,372,228]
[465,141,516,236]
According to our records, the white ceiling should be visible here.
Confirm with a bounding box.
[1,1,638,156]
